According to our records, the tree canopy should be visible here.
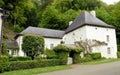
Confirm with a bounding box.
[22,34,44,60]
[0,0,120,44]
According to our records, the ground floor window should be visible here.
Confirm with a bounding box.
[107,47,111,54]
[13,50,18,55]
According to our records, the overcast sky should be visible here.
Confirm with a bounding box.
[102,0,120,4]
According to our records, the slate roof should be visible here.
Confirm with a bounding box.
[16,26,65,39]
[6,41,18,49]
[65,11,115,33]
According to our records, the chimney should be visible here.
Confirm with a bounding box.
[69,21,73,26]
[90,10,96,17]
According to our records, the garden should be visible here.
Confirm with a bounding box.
[0,34,120,74]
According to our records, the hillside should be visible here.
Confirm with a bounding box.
[3,27,17,41]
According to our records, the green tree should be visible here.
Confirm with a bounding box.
[22,34,44,60]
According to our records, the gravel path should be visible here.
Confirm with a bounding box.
[37,61,120,75]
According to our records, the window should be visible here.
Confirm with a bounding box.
[73,33,75,36]
[13,50,17,55]
[106,35,109,42]
[50,44,54,49]
[95,27,97,30]
[107,47,111,54]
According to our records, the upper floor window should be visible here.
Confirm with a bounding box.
[95,27,97,30]
[106,35,110,42]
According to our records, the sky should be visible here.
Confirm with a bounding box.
[102,0,120,4]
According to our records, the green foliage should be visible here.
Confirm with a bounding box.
[9,59,60,71]
[44,49,57,59]
[13,25,24,32]
[117,45,120,52]
[9,57,32,61]
[117,52,120,58]
[69,47,82,64]
[91,53,101,60]
[57,51,68,65]
[22,34,44,60]
[72,53,81,64]
[53,45,69,65]
[2,41,9,56]
[80,57,93,63]
[0,55,9,73]
[34,56,43,60]
[53,44,69,52]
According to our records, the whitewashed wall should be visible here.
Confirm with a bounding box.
[86,25,117,58]
[16,36,25,56]
[64,25,117,58]
[44,38,61,49]
[0,12,3,42]
[16,36,62,56]
[63,26,87,44]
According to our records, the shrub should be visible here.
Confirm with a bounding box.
[53,45,69,65]
[9,59,60,71]
[117,45,120,52]
[69,47,82,64]
[91,53,101,60]
[44,49,57,59]
[22,34,44,60]
[80,57,93,63]
[117,51,120,58]
[9,56,32,61]
[14,25,24,32]
[0,55,9,73]
[53,45,70,52]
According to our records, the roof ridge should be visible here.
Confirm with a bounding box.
[29,26,65,32]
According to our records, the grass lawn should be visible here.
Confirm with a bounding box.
[80,58,120,65]
[2,58,120,75]
[2,65,71,75]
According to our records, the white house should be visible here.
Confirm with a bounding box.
[15,27,64,56]
[14,11,117,58]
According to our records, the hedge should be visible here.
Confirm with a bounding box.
[0,55,9,73]
[117,51,120,58]
[69,47,82,64]
[53,45,69,65]
[9,59,60,71]
[44,49,57,59]
[91,53,101,60]
[9,56,32,61]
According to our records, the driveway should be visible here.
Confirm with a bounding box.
[38,61,120,75]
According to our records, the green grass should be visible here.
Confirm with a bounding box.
[80,58,120,65]
[2,65,71,75]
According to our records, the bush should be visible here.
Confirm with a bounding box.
[44,49,57,59]
[0,55,9,73]
[9,56,32,61]
[117,51,120,58]
[53,45,70,52]
[14,25,24,32]
[53,45,69,65]
[117,45,120,52]
[69,47,82,64]
[80,57,93,63]
[9,59,60,71]
[22,34,44,60]
[91,53,101,60]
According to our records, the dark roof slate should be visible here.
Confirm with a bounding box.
[65,11,115,33]
[6,41,18,49]
[19,26,65,39]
